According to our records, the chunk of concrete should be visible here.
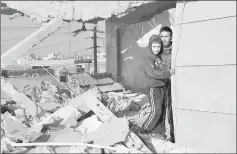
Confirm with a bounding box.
[52,105,81,126]
[3,118,43,142]
[38,102,62,113]
[83,118,129,146]
[1,78,38,117]
[67,87,101,113]
[82,91,152,153]
[35,105,81,127]
[47,127,83,143]
[74,115,102,133]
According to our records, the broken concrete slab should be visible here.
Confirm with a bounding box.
[85,94,116,122]
[3,116,28,135]
[3,117,43,143]
[67,87,102,114]
[35,105,81,128]
[38,102,62,113]
[1,78,39,117]
[83,118,129,146]
[81,91,152,153]
[47,127,83,143]
[52,105,81,126]
[74,115,102,134]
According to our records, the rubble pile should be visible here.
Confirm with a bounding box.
[23,81,62,104]
[1,76,153,153]
[100,91,152,132]
[2,73,197,153]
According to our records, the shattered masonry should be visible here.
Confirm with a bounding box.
[1,73,153,153]
[1,70,202,153]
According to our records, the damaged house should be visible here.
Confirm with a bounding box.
[105,1,236,153]
[1,1,236,153]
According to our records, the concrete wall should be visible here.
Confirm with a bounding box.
[173,1,236,152]
[105,9,175,91]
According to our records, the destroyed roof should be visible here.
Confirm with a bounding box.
[2,1,177,24]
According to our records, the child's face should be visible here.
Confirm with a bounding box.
[151,42,161,55]
[160,31,172,47]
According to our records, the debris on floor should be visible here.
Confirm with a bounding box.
[1,75,201,153]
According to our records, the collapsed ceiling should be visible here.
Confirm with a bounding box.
[2,1,177,24]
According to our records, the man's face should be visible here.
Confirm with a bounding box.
[160,31,172,47]
[151,42,161,55]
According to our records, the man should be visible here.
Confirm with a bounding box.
[160,26,172,68]
[159,26,175,143]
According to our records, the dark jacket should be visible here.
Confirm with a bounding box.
[142,35,171,88]
[161,43,172,69]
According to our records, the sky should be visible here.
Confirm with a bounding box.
[1,9,106,59]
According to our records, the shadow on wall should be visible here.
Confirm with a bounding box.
[120,10,172,91]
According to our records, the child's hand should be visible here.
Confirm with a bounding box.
[170,69,175,75]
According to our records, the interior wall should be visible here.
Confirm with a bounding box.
[105,9,175,91]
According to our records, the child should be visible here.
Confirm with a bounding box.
[141,34,175,139]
